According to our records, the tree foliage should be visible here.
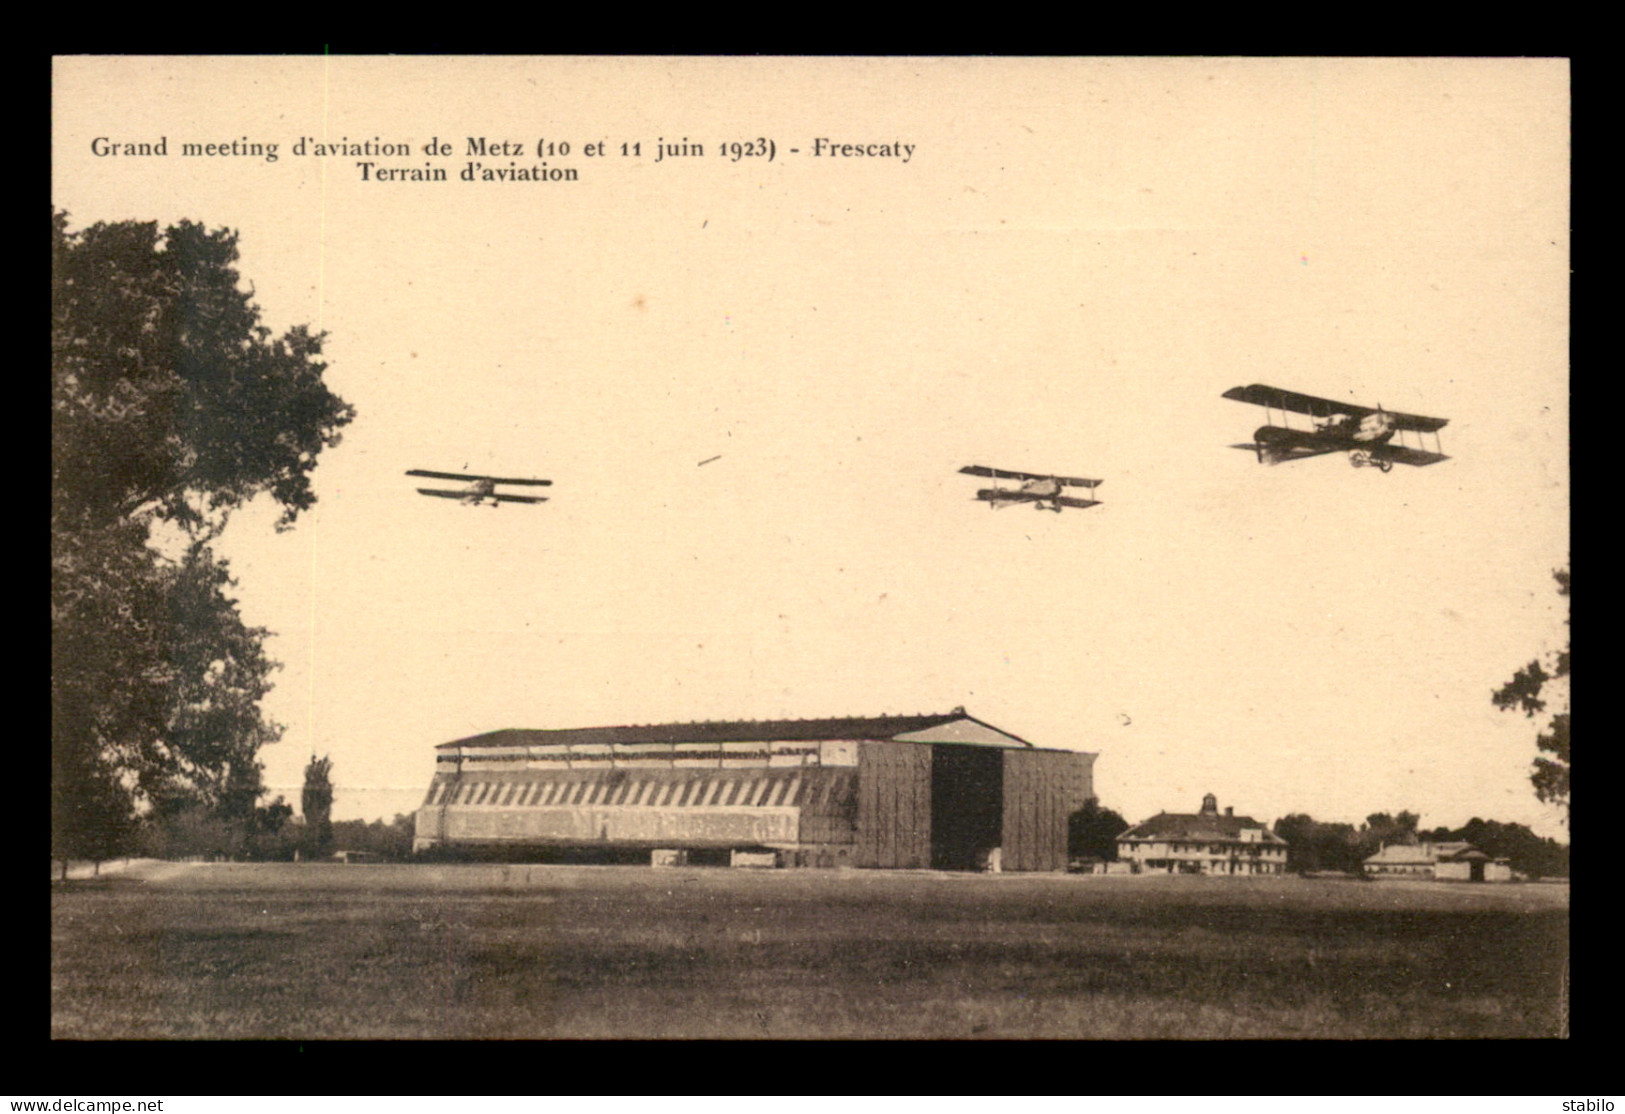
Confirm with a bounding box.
[51,210,353,864]
[1067,798,1130,861]
[52,211,353,535]
[1493,566,1570,825]
[1422,818,1569,879]
[301,756,335,857]
[1272,814,1364,874]
[329,814,417,861]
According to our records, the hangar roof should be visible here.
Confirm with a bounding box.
[437,708,1038,750]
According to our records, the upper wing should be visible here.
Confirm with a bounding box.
[1222,385,1447,432]
[1223,384,1376,421]
[960,465,1102,488]
[492,493,550,504]
[1380,410,1449,434]
[406,469,553,486]
[1367,442,1450,467]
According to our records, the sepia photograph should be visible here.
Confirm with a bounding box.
[51,56,1569,1040]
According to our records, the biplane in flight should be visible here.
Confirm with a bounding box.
[959,465,1103,512]
[1222,384,1450,472]
[406,469,552,507]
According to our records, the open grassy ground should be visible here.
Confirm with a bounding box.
[51,863,1567,1039]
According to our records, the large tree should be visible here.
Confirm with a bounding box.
[1493,566,1570,826]
[52,210,354,864]
[52,211,352,534]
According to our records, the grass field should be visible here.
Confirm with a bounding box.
[50,862,1568,1039]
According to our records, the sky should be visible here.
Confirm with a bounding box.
[52,57,1570,837]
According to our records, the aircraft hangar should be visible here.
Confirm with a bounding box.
[413,708,1096,871]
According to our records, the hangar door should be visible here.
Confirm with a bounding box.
[1000,749,1077,872]
[930,744,1003,870]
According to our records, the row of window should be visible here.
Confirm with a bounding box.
[1139,859,1285,873]
[1123,841,1282,856]
[424,773,849,810]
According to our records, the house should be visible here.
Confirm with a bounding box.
[1364,840,1514,882]
[1115,793,1288,875]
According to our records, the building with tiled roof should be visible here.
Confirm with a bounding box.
[1115,793,1288,876]
[414,708,1096,871]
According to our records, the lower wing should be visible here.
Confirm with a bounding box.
[492,493,549,504]
[416,488,470,499]
[1368,443,1450,468]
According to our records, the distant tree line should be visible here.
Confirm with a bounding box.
[133,809,415,863]
[1419,817,1569,879]
[1272,811,1568,878]
[1064,800,1570,879]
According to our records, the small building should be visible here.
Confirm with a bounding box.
[1365,840,1513,882]
[1115,793,1288,875]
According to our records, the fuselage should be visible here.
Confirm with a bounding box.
[1311,411,1394,445]
[461,478,498,505]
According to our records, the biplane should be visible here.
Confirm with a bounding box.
[959,465,1103,512]
[406,469,552,506]
[1222,384,1449,472]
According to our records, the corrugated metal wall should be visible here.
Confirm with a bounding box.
[856,741,932,868]
[415,766,847,848]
